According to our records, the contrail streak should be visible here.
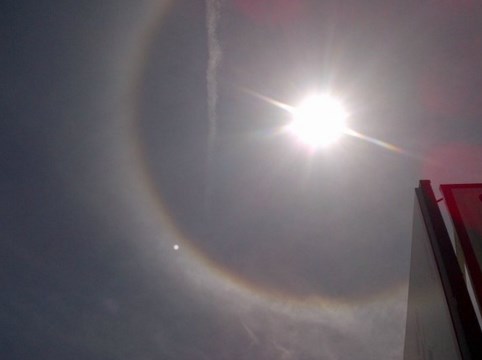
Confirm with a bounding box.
[241,321,259,345]
[205,0,222,216]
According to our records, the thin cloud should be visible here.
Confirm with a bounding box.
[205,0,223,215]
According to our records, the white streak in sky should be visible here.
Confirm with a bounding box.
[241,321,259,346]
[205,0,222,215]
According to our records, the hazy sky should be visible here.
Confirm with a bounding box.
[3,1,482,359]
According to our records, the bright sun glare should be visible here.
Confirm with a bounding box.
[244,87,406,155]
[287,94,348,148]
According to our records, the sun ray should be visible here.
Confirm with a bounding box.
[345,128,414,156]
[240,86,295,113]
[239,87,423,159]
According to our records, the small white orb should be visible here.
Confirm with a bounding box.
[173,244,179,250]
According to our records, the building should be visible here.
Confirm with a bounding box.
[404,181,482,360]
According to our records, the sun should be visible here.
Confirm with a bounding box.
[286,94,348,148]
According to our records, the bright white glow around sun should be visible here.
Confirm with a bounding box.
[287,94,348,148]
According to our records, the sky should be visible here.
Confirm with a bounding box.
[2,0,482,359]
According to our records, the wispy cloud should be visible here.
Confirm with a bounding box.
[205,0,223,215]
